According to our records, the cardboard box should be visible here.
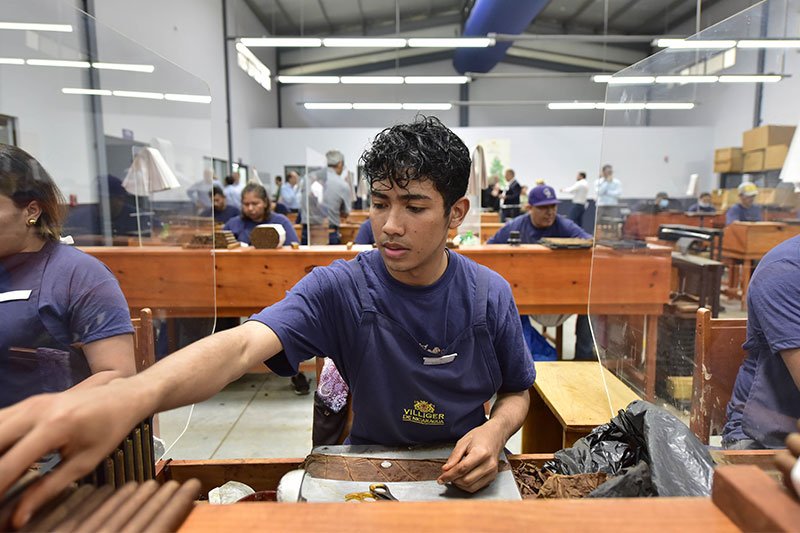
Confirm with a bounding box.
[742,125,796,152]
[715,147,742,162]
[757,187,799,208]
[712,188,740,209]
[764,144,789,170]
[743,149,765,172]
[714,157,743,173]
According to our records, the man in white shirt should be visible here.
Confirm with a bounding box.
[561,171,589,227]
[595,164,622,207]
[280,171,300,212]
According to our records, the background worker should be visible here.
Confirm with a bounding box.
[0,118,535,528]
[726,182,762,224]
[223,183,298,246]
[500,169,521,221]
[595,164,622,207]
[487,184,594,361]
[0,144,135,408]
[561,171,589,226]
[200,186,239,224]
[323,150,352,244]
[688,192,716,213]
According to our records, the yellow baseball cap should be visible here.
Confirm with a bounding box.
[738,182,758,197]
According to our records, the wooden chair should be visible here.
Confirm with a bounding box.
[131,307,156,373]
[690,307,747,444]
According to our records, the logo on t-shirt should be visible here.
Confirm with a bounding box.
[402,399,445,426]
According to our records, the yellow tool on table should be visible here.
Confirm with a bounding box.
[344,484,399,502]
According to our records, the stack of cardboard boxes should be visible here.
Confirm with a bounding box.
[742,124,795,172]
[714,124,795,173]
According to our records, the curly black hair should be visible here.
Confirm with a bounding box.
[359,115,470,215]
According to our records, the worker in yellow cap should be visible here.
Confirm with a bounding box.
[726,182,762,225]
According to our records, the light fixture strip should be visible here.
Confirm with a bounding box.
[655,75,718,84]
[0,22,72,32]
[547,101,694,110]
[718,75,782,83]
[303,102,453,110]
[62,87,112,96]
[323,38,407,48]
[27,59,90,68]
[278,75,339,84]
[606,76,655,85]
[407,37,493,48]
[737,40,800,48]
[91,62,155,73]
[655,39,737,49]
[240,37,322,47]
[340,76,403,84]
[0,57,25,65]
[404,76,470,84]
[62,87,211,103]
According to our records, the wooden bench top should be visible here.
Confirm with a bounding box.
[533,361,642,429]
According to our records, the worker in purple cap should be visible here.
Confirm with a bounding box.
[488,184,590,244]
[488,184,594,361]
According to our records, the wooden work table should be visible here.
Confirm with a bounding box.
[722,222,800,308]
[159,451,785,532]
[83,243,671,318]
[624,212,726,239]
[523,361,642,452]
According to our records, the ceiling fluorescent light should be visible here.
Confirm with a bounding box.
[278,75,339,84]
[91,62,155,73]
[718,75,782,83]
[240,37,321,47]
[27,59,90,68]
[112,90,164,100]
[235,42,271,91]
[656,39,736,49]
[0,22,72,32]
[164,93,212,103]
[737,40,800,48]
[304,103,353,110]
[341,76,403,84]
[655,75,718,84]
[607,76,655,84]
[0,57,24,65]
[598,102,646,110]
[407,37,493,48]
[402,103,452,110]
[645,103,695,110]
[547,102,598,110]
[62,87,112,96]
[353,103,403,110]
[323,38,406,48]
[404,76,470,84]
[591,75,613,83]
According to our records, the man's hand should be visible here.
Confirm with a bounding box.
[437,419,506,493]
[776,419,800,496]
[0,384,143,528]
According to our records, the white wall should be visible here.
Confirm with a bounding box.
[250,125,715,200]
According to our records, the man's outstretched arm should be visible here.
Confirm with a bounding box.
[0,321,282,528]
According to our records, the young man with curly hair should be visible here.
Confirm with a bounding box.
[0,117,535,526]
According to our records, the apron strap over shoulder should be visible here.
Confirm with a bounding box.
[345,254,373,311]
[472,266,490,327]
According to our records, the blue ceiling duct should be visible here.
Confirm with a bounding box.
[453,0,550,74]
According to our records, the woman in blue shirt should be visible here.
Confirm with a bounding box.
[0,144,135,408]
[223,183,298,245]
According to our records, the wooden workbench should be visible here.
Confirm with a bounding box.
[522,361,642,452]
[157,451,784,532]
[84,244,670,398]
[722,222,800,308]
[624,212,726,240]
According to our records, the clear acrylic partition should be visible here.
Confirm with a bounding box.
[0,0,214,457]
[303,147,332,245]
[590,0,799,450]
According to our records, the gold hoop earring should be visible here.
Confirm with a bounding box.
[27,218,37,226]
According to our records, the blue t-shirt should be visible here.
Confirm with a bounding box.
[200,204,239,224]
[249,250,535,426]
[0,241,134,406]
[723,235,800,447]
[223,213,299,245]
[355,219,374,245]
[726,203,762,225]
[487,213,591,244]
[688,203,716,213]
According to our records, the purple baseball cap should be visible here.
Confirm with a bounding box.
[529,184,560,206]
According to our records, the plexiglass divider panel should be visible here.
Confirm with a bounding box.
[589,0,800,450]
[0,0,214,458]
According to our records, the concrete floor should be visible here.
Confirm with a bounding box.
[158,295,744,461]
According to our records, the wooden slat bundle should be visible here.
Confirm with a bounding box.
[2,479,200,533]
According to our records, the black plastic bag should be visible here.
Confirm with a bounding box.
[544,400,715,497]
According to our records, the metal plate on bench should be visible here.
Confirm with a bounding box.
[298,445,521,502]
